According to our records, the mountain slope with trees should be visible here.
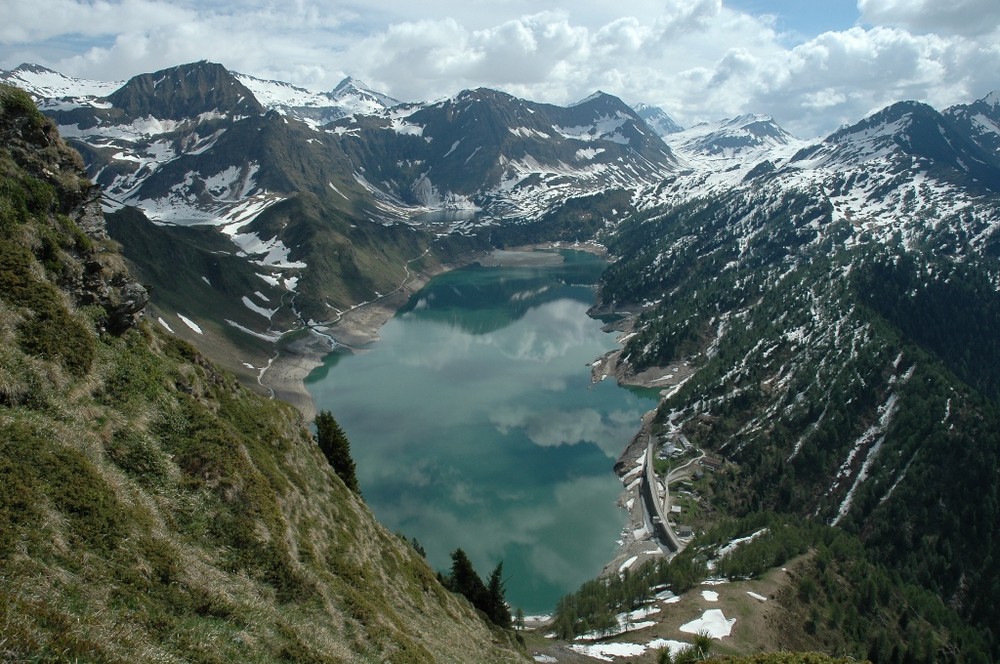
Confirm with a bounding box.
[589,101,1000,657]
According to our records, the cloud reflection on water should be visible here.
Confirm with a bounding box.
[490,406,644,458]
[309,252,654,612]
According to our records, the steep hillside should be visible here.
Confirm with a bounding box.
[945,92,1000,167]
[594,109,1000,655]
[0,83,526,663]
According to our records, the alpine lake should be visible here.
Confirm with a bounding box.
[306,249,656,615]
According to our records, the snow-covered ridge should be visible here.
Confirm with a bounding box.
[235,72,400,120]
[0,63,122,99]
[234,72,334,109]
[554,113,631,144]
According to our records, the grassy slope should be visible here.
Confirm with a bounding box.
[0,83,526,664]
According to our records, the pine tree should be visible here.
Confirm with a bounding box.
[485,561,512,628]
[315,410,360,494]
[448,548,488,611]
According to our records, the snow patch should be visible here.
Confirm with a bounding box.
[177,314,203,334]
[576,147,606,160]
[679,609,736,639]
[224,320,283,342]
[242,296,277,319]
[618,556,639,573]
[716,528,768,559]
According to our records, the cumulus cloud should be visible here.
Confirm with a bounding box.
[730,26,997,136]
[859,0,1000,36]
[1,0,999,137]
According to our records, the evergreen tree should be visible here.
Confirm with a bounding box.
[315,410,360,494]
[445,549,517,629]
[485,561,512,628]
[448,548,488,611]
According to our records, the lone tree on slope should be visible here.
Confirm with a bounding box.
[315,410,360,495]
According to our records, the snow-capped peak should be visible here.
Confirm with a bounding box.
[634,103,684,136]
[329,76,400,111]
[331,76,371,95]
[668,113,798,159]
[570,91,611,107]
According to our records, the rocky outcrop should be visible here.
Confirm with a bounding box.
[2,83,149,335]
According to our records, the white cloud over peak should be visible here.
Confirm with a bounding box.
[2,0,998,137]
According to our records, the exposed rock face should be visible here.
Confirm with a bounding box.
[1,83,149,335]
[77,259,150,334]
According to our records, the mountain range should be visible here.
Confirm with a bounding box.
[4,58,1000,660]
[0,61,684,392]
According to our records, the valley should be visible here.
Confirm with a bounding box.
[3,55,1000,662]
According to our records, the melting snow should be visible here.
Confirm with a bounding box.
[176,314,203,334]
[618,556,639,573]
[716,528,768,559]
[242,296,277,319]
[576,147,606,160]
[831,390,903,525]
[576,605,661,642]
[569,638,693,662]
[679,609,736,638]
[390,117,424,136]
[224,320,283,342]
[555,114,629,143]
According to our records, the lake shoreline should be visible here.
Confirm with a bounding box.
[262,241,615,424]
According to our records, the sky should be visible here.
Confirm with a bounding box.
[2,0,999,137]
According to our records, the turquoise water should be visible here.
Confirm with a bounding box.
[306,250,655,614]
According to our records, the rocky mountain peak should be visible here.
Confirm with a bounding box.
[105,60,265,121]
[329,76,399,111]
[634,103,684,136]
